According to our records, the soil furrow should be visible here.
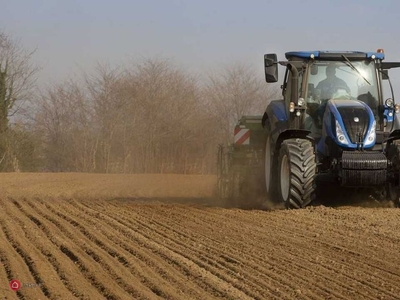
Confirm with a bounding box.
[0,211,51,299]
[158,204,400,298]
[100,202,370,299]
[1,199,83,300]
[0,248,26,299]
[48,209,186,299]
[108,204,328,299]
[244,212,400,297]
[1,172,400,300]
[4,197,123,300]
[30,197,213,300]
[110,204,356,300]
[281,210,400,272]
[22,198,164,300]
[126,208,358,299]
[44,198,247,300]
[6,198,133,300]
[76,200,302,300]
[64,199,257,300]
[102,202,391,299]
[71,201,280,300]
[217,210,397,299]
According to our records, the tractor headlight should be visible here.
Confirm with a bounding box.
[385,98,394,108]
[335,120,349,145]
[298,98,305,106]
[364,120,376,147]
[289,102,295,112]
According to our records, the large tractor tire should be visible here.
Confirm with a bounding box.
[386,140,400,207]
[277,138,316,209]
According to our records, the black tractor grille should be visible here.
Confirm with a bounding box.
[337,107,369,144]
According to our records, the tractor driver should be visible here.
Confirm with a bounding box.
[316,64,350,100]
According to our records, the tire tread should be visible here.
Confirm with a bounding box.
[279,138,316,208]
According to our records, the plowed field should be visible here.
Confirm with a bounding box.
[0,173,400,299]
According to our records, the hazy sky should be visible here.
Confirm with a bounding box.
[1,0,400,89]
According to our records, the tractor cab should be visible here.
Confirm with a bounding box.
[265,50,400,151]
[217,50,400,209]
[261,50,400,208]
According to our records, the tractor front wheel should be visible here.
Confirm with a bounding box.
[277,139,316,209]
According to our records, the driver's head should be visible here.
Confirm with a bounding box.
[326,64,336,79]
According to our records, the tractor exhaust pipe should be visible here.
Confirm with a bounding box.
[287,63,299,105]
[287,63,304,128]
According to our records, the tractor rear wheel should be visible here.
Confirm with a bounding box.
[386,140,400,207]
[277,138,316,209]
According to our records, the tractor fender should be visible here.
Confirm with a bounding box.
[263,100,315,155]
[262,99,287,129]
[262,99,288,148]
[275,129,315,152]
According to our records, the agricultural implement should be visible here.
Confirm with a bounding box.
[217,116,265,207]
[217,49,400,208]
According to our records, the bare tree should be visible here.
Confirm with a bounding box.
[34,80,95,172]
[85,63,125,173]
[203,62,277,145]
[0,31,38,131]
[0,31,39,171]
[32,58,278,175]
[124,58,205,173]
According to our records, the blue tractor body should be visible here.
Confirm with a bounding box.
[259,50,400,208]
[317,99,376,153]
[217,50,400,209]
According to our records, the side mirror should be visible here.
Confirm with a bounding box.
[264,53,278,83]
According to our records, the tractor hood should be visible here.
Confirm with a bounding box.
[323,99,376,149]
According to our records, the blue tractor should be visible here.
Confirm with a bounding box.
[260,49,400,208]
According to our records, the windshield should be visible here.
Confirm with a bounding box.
[306,60,379,115]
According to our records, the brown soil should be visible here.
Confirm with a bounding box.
[0,173,399,299]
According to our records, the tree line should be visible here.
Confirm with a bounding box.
[0,31,278,174]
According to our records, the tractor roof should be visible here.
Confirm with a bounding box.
[285,51,385,61]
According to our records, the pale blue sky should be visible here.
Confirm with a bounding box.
[1,0,400,87]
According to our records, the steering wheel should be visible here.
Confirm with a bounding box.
[332,88,351,100]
